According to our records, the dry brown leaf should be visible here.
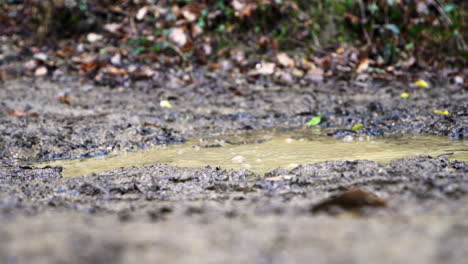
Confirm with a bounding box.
[34,66,48,76]
[143,122,159,128]
[168,27,188,47]
[300,58,316,70]
[311,188,387,213]
[252,62,275,75]
[56,47,74,58]
[291,68,304,77]
[87,33,103,43]
[134,66,156,79]
[80,62,100,74]
[136,6,149,20]
[105,65,128,76]
[182,9,198,22]
[356,58,369,73]
[33,53,48,62]
[7,109,38,117]
[57,95,71,105]
[72,54,97,64]
[276,52,295,68]
[397,56,416,69]
[192,24,203,37]
[104,23,122,34]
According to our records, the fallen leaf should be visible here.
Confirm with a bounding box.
[453,75,463,85]
[160,100,173,108]
[104,23,122,34]
[311,188,387,213]
[306,115,322,126]
[136,6,149,20]
[168,28,188,47]
[56,47,74,58]
[87,33,103,43]
[143,122,159,128]
[105,65,128,76]
[232,0,245,12]
[80,62,100,74]
[352,124,364,131]
[414,79,429,88]
[232,0,257,17]
[57,95,71,105]
[433,109,449,115]
[397,56,415,68]
[291,68,304,77]
[192,24,203,37]
[400,92,411,99]
[356,58,369,73]
[33,53,48,61]
[276,53,295,67]
[253,62,275,75]
[300,59,316,70]
[134,66,156,79]
[182,9,198,22]
[34,66,48,76]
[72,54,97,64]
[7,109,38,117]
[111,53,121,66]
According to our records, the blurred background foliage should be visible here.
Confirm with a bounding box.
[0,0,466,65]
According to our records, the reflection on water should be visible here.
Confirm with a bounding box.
[35,131,468,177]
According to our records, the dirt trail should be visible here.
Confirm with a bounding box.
[0,77,467,263]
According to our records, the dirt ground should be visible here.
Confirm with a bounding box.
[0,76,467,264]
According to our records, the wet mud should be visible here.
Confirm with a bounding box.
[0,77,467,263]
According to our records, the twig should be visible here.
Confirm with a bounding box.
[436,152,454,158]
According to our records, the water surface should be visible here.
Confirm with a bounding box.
[37,132,468,177]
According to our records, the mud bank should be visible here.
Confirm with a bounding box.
[1,156,467,263]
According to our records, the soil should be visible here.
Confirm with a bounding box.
[0,75,467,264]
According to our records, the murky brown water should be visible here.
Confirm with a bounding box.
[36,132,468,177]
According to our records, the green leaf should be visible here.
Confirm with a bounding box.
[444,4,456,13]
[385,24,400,35]
[197,19,205,28]
[216,0,225,8]
[134,46,145,55]
[217,24,226,32]
[404,43,414,51]
[79,0,87,11]
[306,115,322,127]
[201,8,209,17]
[368,4,379,14]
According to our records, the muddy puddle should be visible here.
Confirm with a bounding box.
[34,131,468,177]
